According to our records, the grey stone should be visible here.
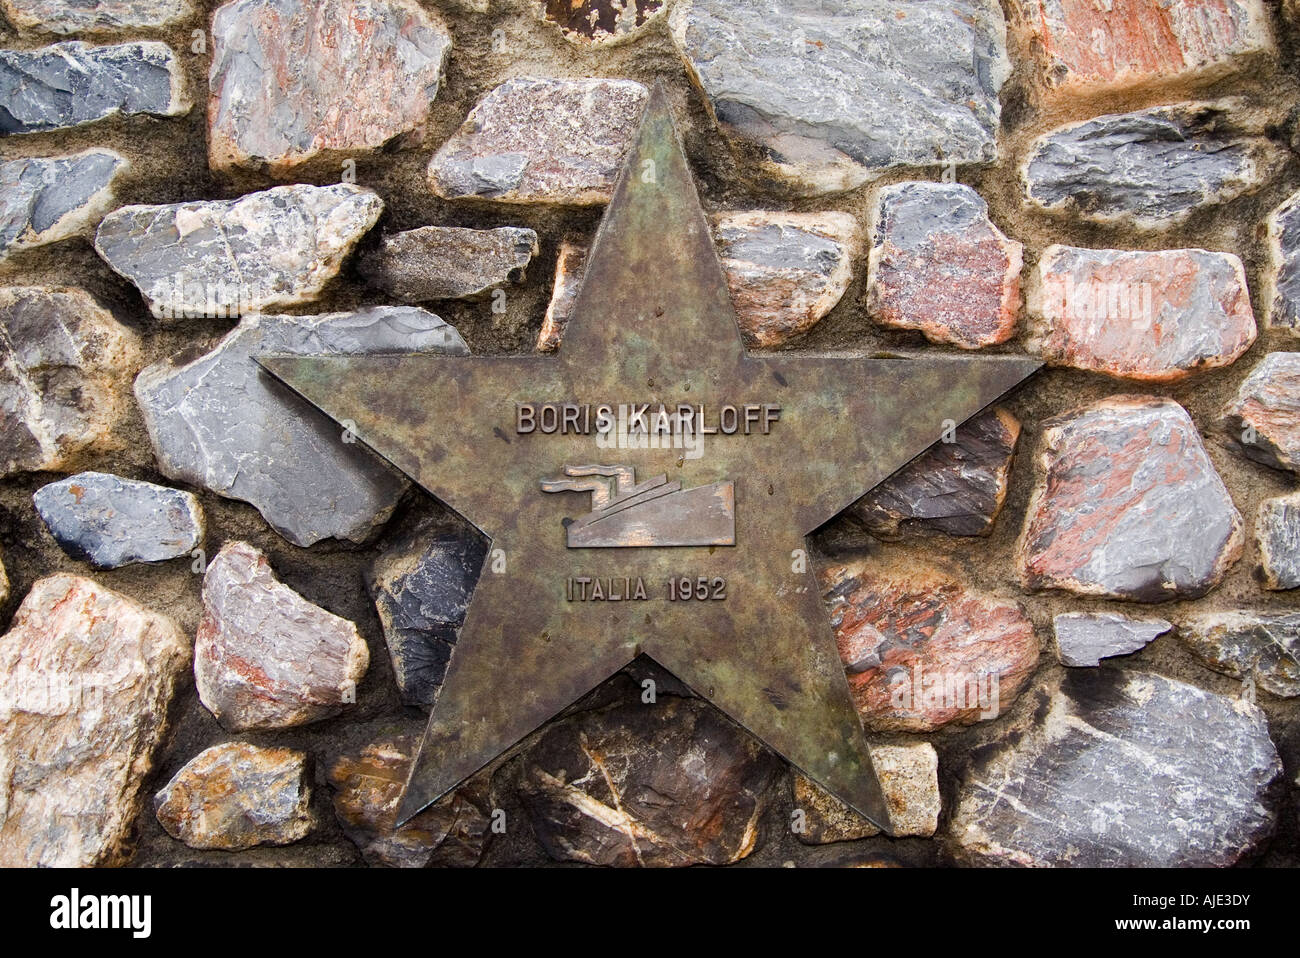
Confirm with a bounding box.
[0,286,142,477]
[94,184,383,319]
[1265,188,1300,334]
[363,225,538,302]
[1179,611,1300,697]
[208,0,452,175]
[366,517,487,708]
[428,77,648,204]
[948,669,1282,866]
[671,0,1009,195]
[33,471,204,569]
[134,306,466,547]
[1053,612,1171,667]
[1258,492,1300,590]
[1018,396,1243,602]
[1,150,129,260]
[1024,102,1281,229]
[0,0,195,34]
[195,541,369,731]
[0,41,188,135]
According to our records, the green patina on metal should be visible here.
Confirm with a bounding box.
[260,86,1040,834]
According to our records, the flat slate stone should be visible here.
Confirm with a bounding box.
[1265,188,1300,333]
[948,669,1282,866]
[363,225,538,302]
[327,736,489,868]
[1221,352,1300,474]
[0,285,142,477]
[195,541,369,731]
[852,407,1020,538]
[428,77,648,205]
[1053,612,1171,668]
[1023,102,1281,229]
[0,41,188,135]
[154,742,314,851]
[867,182,1022,348]
[713,210,857,347]
[0,0,194,33]
[0,574,190,866]
[209,0,452,175]
[1179,611,1300,697]
[671,0,1009,195]
[33,471,203,569]
[821,559,1038,733]
[366,516,487,708]
[134,305,466,547]
[1,149,129,260]
[1029,246,1256,382]
[1019,396,1243,601]
[1007,0,1273,105]
[517,697,781,866]
[1257,492,1300,590]
[94,183,383,319]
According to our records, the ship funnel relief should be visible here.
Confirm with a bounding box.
[540,464,736,548]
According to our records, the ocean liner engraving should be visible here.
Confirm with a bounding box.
[541,463,735,548]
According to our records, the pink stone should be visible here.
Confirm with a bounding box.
[0,574,190,866]
[867,182,1021,349]
[1008,0,1274,105]
[208,0,452,174]
[195,540,369,730]
[1019,396,1243,601]
[1030,246,1256,382]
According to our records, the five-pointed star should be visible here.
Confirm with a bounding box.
[262,88,1039,833]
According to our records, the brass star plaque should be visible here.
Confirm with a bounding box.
[261,87,1040,833]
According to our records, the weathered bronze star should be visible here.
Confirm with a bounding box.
[261,88,1040,833]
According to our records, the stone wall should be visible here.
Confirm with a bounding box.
[0,0,1297,866]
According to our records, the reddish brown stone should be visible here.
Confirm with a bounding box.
[1019,396,1243,601]
[820,560,1038,733]
[327,736,489,868]
[518,697,781,866]
[1008,0,1274,106]
[867,182,1021,349]
[537,0,664,44]
[1221,352,1300,474]
[1030,246,1256,382]
[853,407,1020,538]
